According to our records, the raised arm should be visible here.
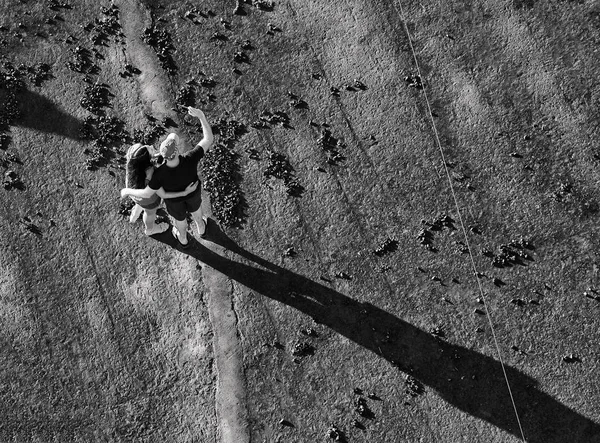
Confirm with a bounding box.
[188,107,213,153]
[121,186,156,199]
[156,181,198,199]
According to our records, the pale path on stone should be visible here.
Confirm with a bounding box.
[116,1,250,441]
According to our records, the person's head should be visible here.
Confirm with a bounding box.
[125,143,153,189]
[159,133,180,162]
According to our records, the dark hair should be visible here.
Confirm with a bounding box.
[154,155,165,166]
[125,146,152,189]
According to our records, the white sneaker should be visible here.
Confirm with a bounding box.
[144,222,169,236]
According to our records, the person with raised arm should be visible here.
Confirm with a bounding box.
[121,107,213,248]
[124,143,198,236]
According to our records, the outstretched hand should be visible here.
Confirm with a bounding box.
[187,106,205,120]
[120,188,129,198]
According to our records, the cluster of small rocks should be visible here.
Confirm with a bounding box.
[212,117,247,146]
[88,4,124,46]
[483,238,534,268]
[405,375,425,397]
[252,110,290,129]
[80,114,127,170]
[3,169,23,190]
[317,128,345,165]
[143,24,177,75]
[550,182,572,202]
[202,144,244,227]
[417,214,455,251]
[16,63,53,87]
[118,198,135,216]
[67,46,98,74]
[263,149,304,196]
[132,117,167,146]
[251,0,275,11]
[64,5,131,173]
[0,62,25,134]
[80,82,112,114]
[0,63,26,188]
[176,81,196,107]
[404,74,423,89]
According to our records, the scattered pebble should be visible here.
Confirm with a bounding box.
[354,396,374,418]
[335,271,352,280]
[430,327,444,337]
[291,341,314,357]
[373,237,398,256]
[300,327,317,337]
[326,425,345,442]
[351,419,365,429]
[404,74,423,89]
[562,354,581,363]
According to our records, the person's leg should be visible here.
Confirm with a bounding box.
[173,217,189,244]
[143,208,168,235]
[164,200,190,244]
[185,190,206,236]
[190,207,206,236]
[129,204,143,223]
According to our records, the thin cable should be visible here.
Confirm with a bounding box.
[393,1,527,441]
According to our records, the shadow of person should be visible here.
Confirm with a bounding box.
[151,226,600,443]
[14,89,82,139]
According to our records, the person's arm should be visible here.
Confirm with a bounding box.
[121,186,156,199]
[188,107,213,154]
[156,181,199,199]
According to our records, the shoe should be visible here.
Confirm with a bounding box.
[144,222,169,236]
[172,226,191,249]
[197,216,208,239]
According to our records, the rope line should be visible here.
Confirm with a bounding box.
[392,1,527,441]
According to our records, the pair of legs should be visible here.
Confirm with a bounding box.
[167,189,206,245]
[129,203,169,236]
[173,208,206,245]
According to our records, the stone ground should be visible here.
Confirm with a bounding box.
[0,0,600,442]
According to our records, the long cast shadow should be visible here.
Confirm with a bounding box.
[152,226,600,443]
[14,89,82,139]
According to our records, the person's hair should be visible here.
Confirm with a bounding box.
[126,146,152,189]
